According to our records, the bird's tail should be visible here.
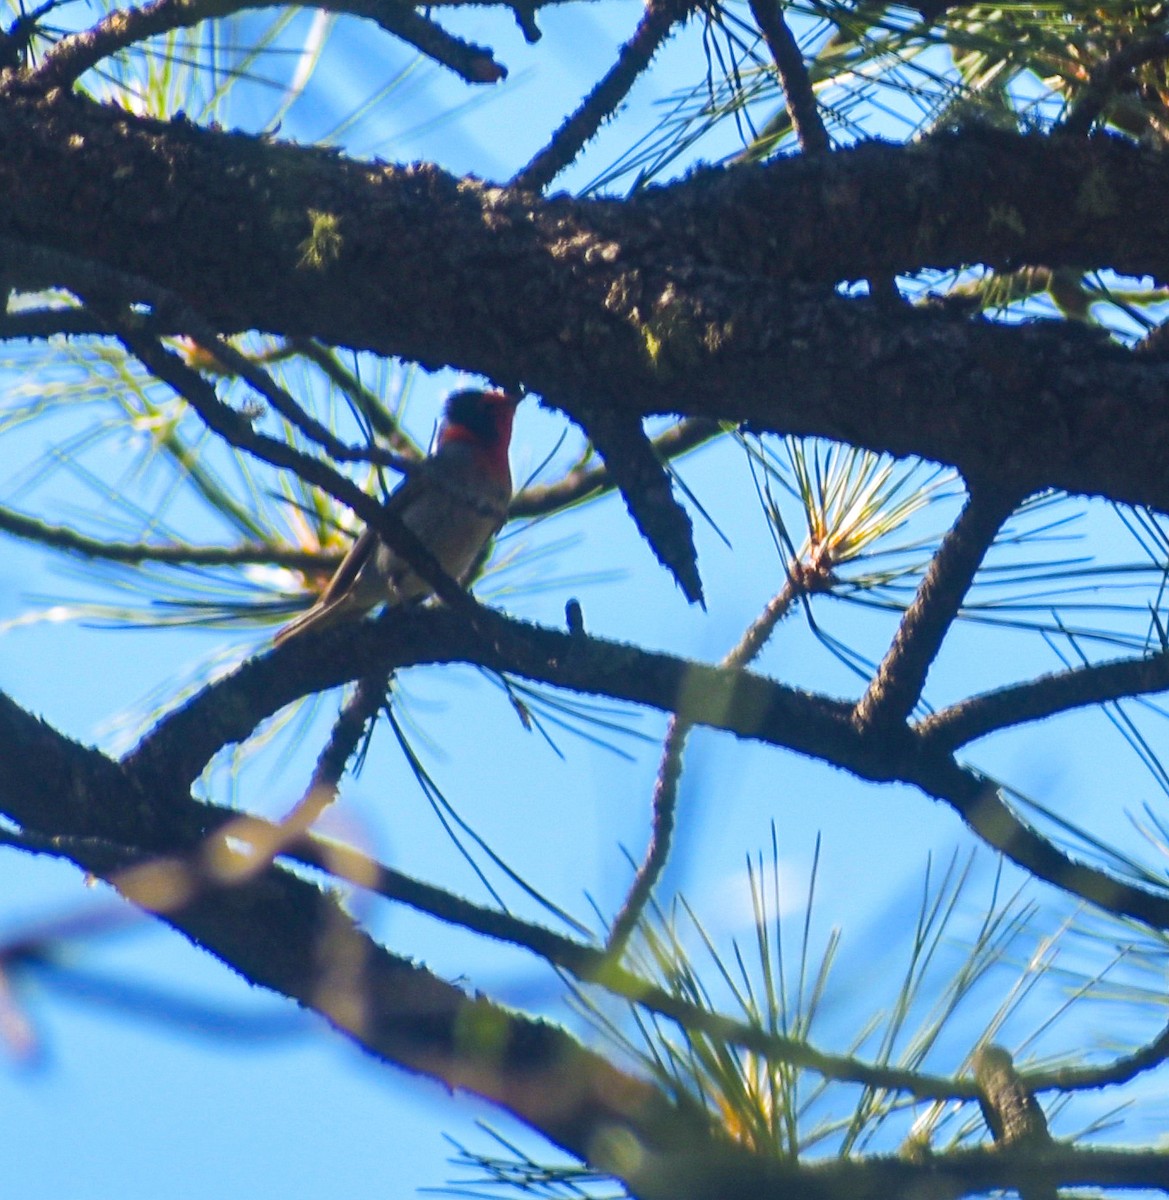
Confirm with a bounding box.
[273,595,352,646]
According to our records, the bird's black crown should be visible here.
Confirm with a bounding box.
[444,389,515,444]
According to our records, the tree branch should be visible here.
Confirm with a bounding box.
[512,0,697,192]
[510,417,719,518]
[747,0,829,155]
[5,803,989,1104]
[0,503,338,570]
[903,753,1169,930]
[8,689,1168,1112]
[1063,31,1169,137]
[918,649,1169,750]
[31,0,507,88]
[113,605,1169,934]
[854,486,1021,732]
[4,94,1169,520]
[574,403,704,604]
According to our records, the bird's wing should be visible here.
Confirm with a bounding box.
[316,524,378,609]
[316,466,432,608]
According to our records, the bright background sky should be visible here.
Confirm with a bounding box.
[3,3,1169,1197]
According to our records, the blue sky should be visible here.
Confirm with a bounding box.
[4,2,1169,1196]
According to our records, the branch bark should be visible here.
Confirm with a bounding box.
[113,605,1169,934]
[1,91,1167,519]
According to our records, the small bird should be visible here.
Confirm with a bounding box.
[275,388,519,645]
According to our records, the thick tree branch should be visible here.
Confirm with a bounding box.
[5,796,989,1105]
[0,706,720,1200]
[6,689,1168,1120]
[124,605,855,792]
[2,94,1168,520]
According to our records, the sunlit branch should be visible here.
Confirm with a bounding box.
[8,109,1169,521]
[511,0,699,193]
[854,486,1021,732]
[31,0,507,88]
[917,650,1169,751]
[0,770,988,1104]
[10,770,1169,1196]
[747,0,829,155]
[0,831,701,1193]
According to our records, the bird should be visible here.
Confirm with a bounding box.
[274,388,519,645]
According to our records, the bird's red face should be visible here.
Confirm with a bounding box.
[438,389,519,477]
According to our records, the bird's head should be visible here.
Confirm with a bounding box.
[437,389,520,478]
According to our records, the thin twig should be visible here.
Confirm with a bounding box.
[0,503,339,569]
[173,332,417,475]
[334,0,507,82]
[607,581,799,953]
[289,338,419,452]
[31,0,506,88]
[0,244,416,476]
[853,486,1021,732]
[511,0,698,192]
[209,673,391,883]
[282,671,389,834]
[748,0,829,155]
